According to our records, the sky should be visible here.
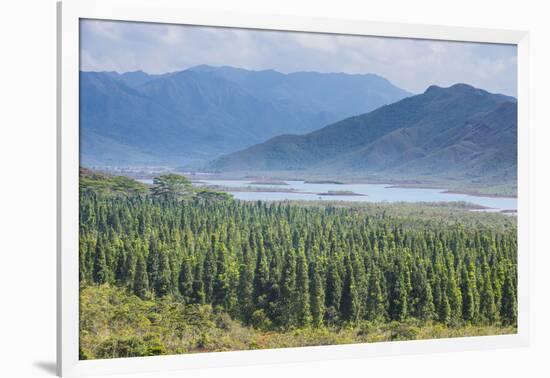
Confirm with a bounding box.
[80,19,517,96]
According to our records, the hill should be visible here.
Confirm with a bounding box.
[80,67,410,167]
[209,84,517,193]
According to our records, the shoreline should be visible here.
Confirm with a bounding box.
[103,169,518,200]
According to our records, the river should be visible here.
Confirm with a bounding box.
[138,179,517,213]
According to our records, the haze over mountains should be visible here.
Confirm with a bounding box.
[210,84,517,189]
[80,66,410,166]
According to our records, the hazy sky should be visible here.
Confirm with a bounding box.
[80,19,517,96]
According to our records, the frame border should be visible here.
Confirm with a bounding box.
[57,1,530,376]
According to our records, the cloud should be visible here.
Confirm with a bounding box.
[80,19,517,96]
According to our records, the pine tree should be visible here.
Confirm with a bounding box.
[133,254,149,299]
[154,249,172,297]
[92,237,109,284]
[446,266,462,325]
[237,244,254,322]
[252,238,269,309]
[191,262,205,304]
[411,262,435,321]
[388,258,408,321]
[178,257,194,303]
[500,267,517,326]
[213,242,230,309]
[480,260,497,323]
[340,256,360,323]
[203,244,216,303]
[325,258,342,322]
[365,266,385,322]
[295,245,312,327]
[309,259,325,327]
[278,248,297,328]
[461,263,477,323]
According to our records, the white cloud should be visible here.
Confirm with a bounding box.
[80,19,517,96]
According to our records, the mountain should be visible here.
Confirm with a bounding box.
[80,67,410,166]
[209,84,517,189]
[187,65,410,121]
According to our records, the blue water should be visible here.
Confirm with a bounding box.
[177,179,516,212]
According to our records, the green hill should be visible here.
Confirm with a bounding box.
[209,84,517,193]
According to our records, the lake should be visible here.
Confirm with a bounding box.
[138,178,517,212]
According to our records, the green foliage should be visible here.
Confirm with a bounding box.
[151,174,193,200]
[79,168,148,197]
[79,285,516,359]
[79,173,518,358]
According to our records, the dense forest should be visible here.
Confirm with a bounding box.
[79,170,517,359]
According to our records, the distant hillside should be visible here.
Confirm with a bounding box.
[209,84,517,191]
[80,66,410,167]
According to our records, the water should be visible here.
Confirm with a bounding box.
[137,178,517,212]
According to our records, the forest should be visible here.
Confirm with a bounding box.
[79,170,517,359]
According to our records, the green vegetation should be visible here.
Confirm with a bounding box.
[79,168,149,196]
[80,285,515,359]
[79,171,517,359]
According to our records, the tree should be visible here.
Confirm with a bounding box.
[237,244,254,322]
[365,266,385,322]
[252,237,269,309]
[500,267,517,326]
[203,243,216,303]
[309,259,325,327]
[388,257,408,321]
[325,259,342,318]
[479,260,497,323]
[340,256,360,323]
[411,262,435,321]
[151,174,193,200]
[133,254,149,299]
[191,262,205,304]
[461,263,478,323]
[154,249,172,297]
[194,189,233,203]
[213,242,230,309]
[278,248,297,328]
[295,245,312,327]
[178,257,194,303]
[93,237,109,285]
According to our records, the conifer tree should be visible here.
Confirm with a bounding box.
[340,256,360,323]
[411,262,435,321]
[461,262,478,323]
[480,261,497,323]
[365,266,385,322]
[252,238,269,309]
[191,262,205,304]
[325,259,342,319]
[92,237,109,285]
[500,268,517,326]
[295,245,312,327]
[388,258,408,321]
[178,257,194,303]
[155,249,172,297]
[133,254,149,299]
[309,259,325,327]
[278,248,297,328]
[203,244,216,303]
[237,244,255,321]
[213,242,230,309]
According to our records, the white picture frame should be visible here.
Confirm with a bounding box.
[57,0,530,376]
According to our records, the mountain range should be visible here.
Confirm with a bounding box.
[209,84,517,189]
[80,66,410,166]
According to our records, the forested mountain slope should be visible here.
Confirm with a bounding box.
[210,84,517,191]
[80,67,410,166]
